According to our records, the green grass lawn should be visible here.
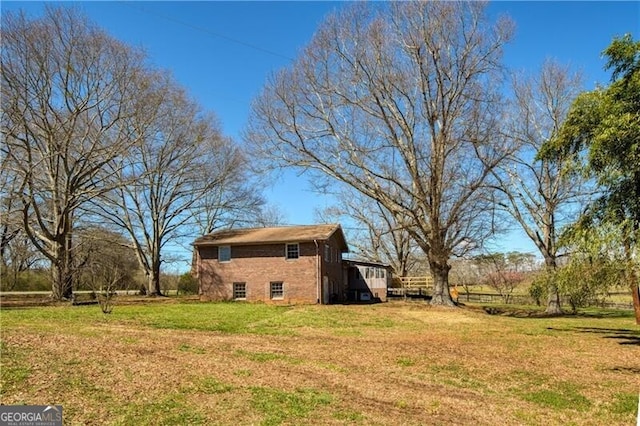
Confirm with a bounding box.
[1,299,638,425]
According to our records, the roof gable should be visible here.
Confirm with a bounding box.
[194,224,349,252]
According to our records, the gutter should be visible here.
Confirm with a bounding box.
[314,239,320,304]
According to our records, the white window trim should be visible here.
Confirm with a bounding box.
[233,282,246,300]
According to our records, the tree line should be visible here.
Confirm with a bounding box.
[2,3,638,322]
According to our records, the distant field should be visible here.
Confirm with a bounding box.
[1,299,638,425]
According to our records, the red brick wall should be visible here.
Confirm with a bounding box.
[318,233,348,302]
[197,239,346,304]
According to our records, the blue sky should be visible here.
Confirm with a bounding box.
[3,1,639,263]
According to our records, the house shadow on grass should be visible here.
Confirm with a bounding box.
[545,326,640,346]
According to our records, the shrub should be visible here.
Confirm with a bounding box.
[177,273,198,295]
[556,259,621,312]
[18,270,50,292]
[528,278,547,306]
[531,257,624,312]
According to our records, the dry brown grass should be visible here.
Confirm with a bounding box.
[1,300,638,425]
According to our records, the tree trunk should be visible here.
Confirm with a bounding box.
[543,256,562,315]
[147,272,161,296]
[429,258,455,307]
[51,231,74,300]
[51,223,73,300]
[51,262,73,300]
[147,261,163,296]
[631,280,640,325]
[623,239,640,325]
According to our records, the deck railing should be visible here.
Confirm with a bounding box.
[392,276,433,289]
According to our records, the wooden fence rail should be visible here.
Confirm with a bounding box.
[387,286,634,310]
[392,276,433,289]
[0,290,178,297]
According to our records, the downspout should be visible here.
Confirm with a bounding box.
[314,239,320,304]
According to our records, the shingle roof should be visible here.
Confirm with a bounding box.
[193,224,349,252]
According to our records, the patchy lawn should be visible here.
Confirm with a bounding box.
[1,300,638,425]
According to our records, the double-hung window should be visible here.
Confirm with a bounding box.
[286,243,299,260]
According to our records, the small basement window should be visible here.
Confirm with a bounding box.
[270,282,284,299]
[218,245,231,262]
[286,243,299,260]
[233,282,246,300]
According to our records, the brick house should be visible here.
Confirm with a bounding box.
[192,224,349,304]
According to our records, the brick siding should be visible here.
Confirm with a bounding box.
[197,239,346,304]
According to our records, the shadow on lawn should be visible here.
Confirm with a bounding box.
[479,305,634,319]
[574,327,640,346]
[546,326,640,346]
[478,306,639,346]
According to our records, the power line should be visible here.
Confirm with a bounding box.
[118,2,294,62]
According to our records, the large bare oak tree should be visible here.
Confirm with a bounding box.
[91,77,245,296]
[245,2,514,305]
[1,7,147,299]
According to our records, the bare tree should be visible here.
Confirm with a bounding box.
[75,227,138,313]
[0,231,42,291]
[449,258,481,302]
[252,203,288,228]
[1,7,147,299]
[245,2,514,306]
[1,148,44,290]
[315,189,420,277]
[92,78,243,296]
[493,60,588,314]
[0,155,15,253]
[190,162,267,235]
[474,252,526,304]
